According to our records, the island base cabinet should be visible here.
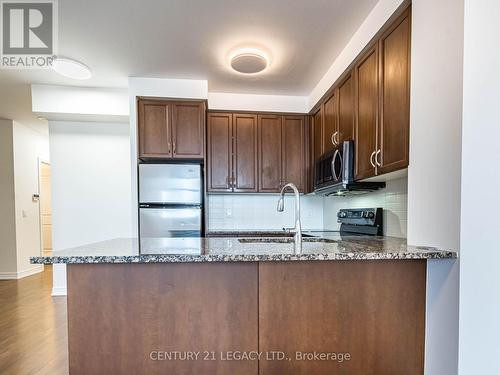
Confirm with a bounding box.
[66,261,426,375]
[259,260,426,375]
[67,263,259,375]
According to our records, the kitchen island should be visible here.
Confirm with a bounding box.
[31,234,456,375]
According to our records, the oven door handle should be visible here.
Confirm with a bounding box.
[331,149,343,181]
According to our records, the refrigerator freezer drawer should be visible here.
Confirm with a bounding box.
[140,207,202,238]
[139,163,202,205]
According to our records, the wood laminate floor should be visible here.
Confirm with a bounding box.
[0,266,68,375]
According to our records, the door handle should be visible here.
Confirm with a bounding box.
[375,149,382,167]
[331,132,337,146]
[370,151,376,168]
[331,149,342,181]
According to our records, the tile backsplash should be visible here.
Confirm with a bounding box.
[207,177,408,238]
[323,177,408,238]
[208,194,325,231]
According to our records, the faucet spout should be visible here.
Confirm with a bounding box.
[277,183,302,253]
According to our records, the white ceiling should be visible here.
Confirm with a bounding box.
[0,0,378,129]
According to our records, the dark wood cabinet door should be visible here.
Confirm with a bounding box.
[138,100,171,158]
[378,10,411,174]
[233,114,258,192]
[207,113,232,192]
[322,93,337,153]
[171,101,205,159]
[282,116,306,192]
[355,46,379,180]
[312,107,323,163]
[338,71,355,144]
[258,115,282,192]
[259,261,426,375]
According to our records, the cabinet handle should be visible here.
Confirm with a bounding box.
[370,151,376,168]
[173,143,176,154]
[167,142,171,154]
[232,176,236,189]
[375,149,382,167]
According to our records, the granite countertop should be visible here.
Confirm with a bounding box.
[30,232,457,264]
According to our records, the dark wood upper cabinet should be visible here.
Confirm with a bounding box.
[355,45,379,180]
[207,113,232,192]
[232,114,258,193]
[378,10,411,174]
[323,92,337,153]
[138,100,171,158]
[258,115,282,192]
[171,102,205,159]
[308,5,411,182]
[312,107,323,164]
[138,98,205,160]
[282,116,307,192]
[208,111,307,194]
[338,71,355,144]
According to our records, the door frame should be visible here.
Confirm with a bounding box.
[37,158,51,258]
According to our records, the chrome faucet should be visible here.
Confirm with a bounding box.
[277,183,302,253]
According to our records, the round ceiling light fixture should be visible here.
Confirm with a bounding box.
[51,56,92,80]
[229,48,269,75]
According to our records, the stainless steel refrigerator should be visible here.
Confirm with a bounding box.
[139,163,203,244]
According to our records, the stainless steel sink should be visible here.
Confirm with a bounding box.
[238,237,338,244]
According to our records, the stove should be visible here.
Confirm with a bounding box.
[337,208,383,236]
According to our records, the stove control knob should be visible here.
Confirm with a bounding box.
[364,211,375,219]
[338,211,347,218]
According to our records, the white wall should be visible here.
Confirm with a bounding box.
[208,92,308,113]
[459,0,500,373]
[208,195,324,231]
[32,85,129,122]
[323,177,408,237]
[0,119,18,277]
[408,0,464,374]
[12,122,50,277]
[50,121,132,294]
[0,119,50,279]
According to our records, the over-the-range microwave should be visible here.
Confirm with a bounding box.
[313,140,385,196]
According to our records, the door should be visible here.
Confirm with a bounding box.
[139,207,202,238]
[323,92,337,152]
[207,113,232,192]
[171,102,205,159]
[338,71,355,144]
[378,11,411,174]
[39,162,52,256]
[312,107,323,163]
[139,164,201,204]
[233,114,258,192]
[258,115,282,192]
[355,45,379,180]
[138,100,171,158]
[282,116,306,192]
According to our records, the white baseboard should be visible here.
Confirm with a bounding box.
[0,265,43,280]
[51,287,67,296]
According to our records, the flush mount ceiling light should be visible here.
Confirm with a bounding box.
[229,48,269,74]
[51,56,92,80]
